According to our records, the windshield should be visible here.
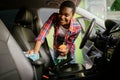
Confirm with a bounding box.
[77,0,120,20]
[107,0,120,20]
[77,0,106,20]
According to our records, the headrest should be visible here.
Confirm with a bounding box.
[15,7,33,25]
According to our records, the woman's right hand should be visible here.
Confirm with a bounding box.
[27,50,34,54]
[27,49,39,54]
[27,41,42,54]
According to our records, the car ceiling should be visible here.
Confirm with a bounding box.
[0,0,81,10]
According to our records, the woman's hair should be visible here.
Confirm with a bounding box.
[60,0,76,14]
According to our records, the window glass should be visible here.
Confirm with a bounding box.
[110,0,120,11]
[106,0,120,20]
[84,0,106,19]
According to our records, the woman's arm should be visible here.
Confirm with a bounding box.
[33,40,42,53]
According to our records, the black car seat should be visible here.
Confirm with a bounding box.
[12,7,53,68]
[0,19,34,80]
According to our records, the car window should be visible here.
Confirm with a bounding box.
[38,8,58,25]
[107,0,120,20]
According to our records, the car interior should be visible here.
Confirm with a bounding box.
[0,0,120,80]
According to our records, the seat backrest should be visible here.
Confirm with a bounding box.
[12,7,53,68]
[0,19,34,80]
[13,7,35,50]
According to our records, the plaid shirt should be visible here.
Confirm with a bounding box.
[36,13,81,54]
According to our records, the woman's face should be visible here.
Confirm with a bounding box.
[58,7,74,26]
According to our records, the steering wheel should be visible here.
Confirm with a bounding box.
[80,18,96,49]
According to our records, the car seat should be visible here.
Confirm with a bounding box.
[12,7,53,68]
[0,19,39,80]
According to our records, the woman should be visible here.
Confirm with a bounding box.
[28,0,81,64]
